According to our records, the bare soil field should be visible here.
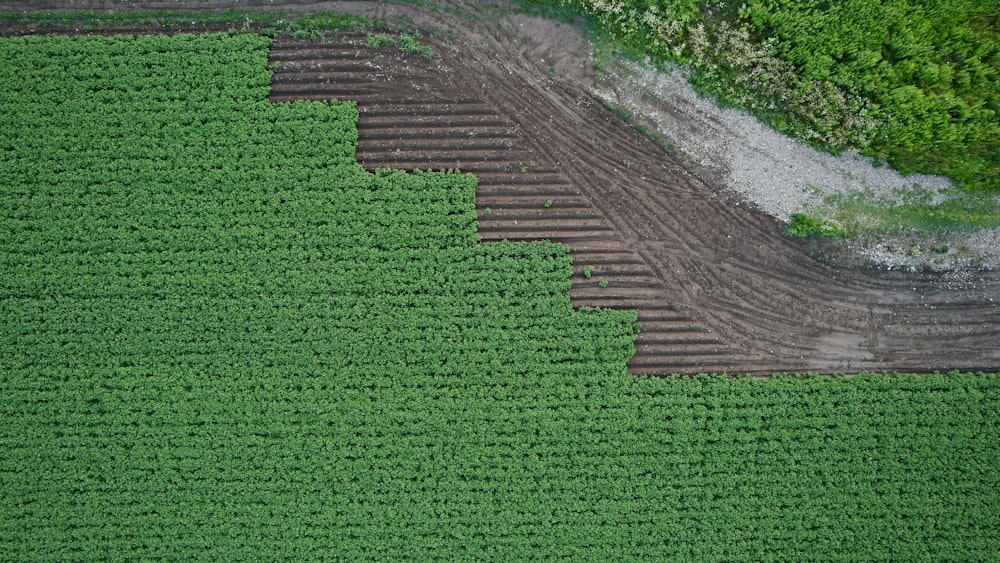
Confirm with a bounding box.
[4,0,998,375]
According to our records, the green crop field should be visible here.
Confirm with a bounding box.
[1,33,998,559]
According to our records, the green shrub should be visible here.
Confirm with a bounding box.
[543,0,999,191]
[366,32,396,48]
[786,212,844,238]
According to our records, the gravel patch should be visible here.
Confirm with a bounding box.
[593,57,1000,271]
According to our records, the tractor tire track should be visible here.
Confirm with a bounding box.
[270,26,998,375]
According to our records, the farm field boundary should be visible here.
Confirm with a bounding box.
[261,6,1000,375]
[1,20,999,562]
[2,1,998,375]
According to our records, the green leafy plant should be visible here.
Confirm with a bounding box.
[785,213,844,238]
[366,32,433,58]
[583,265,595,279]
[366,33,396,48]
[399,33,434,58]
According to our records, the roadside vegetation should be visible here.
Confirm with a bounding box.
[514,0,999,250]
[527,0,998,192]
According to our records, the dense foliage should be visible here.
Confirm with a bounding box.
[552,0,999,191]
[2,34,999,559]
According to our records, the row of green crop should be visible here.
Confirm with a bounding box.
[4,367,997,559]
[541,0,999,191]
[0,7,384,40]
[1,33,998,560]
[0,174,476,254]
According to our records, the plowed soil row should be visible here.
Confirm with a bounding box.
[270,40,732,374]
[268,32,998,375]
[3,0,997,375]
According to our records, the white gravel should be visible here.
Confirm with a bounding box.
[593,58,1000,271]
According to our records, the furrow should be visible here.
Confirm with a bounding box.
[269,85,381,97]
[475,196,593,209]
[358,127,516,140]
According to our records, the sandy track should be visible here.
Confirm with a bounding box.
[4,0,998,375]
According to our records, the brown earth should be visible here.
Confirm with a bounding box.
[4,1,998,375]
